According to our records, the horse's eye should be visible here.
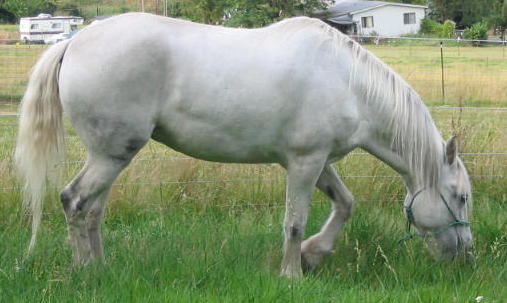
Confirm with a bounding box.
[460,194,468,204]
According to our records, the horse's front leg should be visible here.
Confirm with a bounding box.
[280,154,327,278]
[301,164,354,270]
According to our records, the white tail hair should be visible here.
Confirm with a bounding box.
[15,40,71,255]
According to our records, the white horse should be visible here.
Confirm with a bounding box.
[15,13,472,278]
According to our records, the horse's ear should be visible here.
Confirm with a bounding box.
[445,136,458,166]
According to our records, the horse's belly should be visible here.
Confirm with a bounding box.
[151,120,283,163]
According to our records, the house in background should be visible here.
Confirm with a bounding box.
[317,1,427,37]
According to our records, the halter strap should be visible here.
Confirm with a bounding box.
[404,188,425,225]
[398,188,470,244]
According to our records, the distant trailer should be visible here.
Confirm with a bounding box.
[19,14,84,44]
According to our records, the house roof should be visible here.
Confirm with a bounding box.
[324,1,427,18]
[328,14,356,25]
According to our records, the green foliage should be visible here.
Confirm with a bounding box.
[379,0,427,4]
[0,0,56,20]
[429,0,504,28]
[419,18,443,36]
[501,0,507,36]
[441,20,456,38]
[57,3,82,17]
[173,0,330,27]
[464,21,489,45]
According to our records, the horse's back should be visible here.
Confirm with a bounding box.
[58,14,359,164]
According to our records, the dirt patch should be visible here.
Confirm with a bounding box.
[0,31,18,40]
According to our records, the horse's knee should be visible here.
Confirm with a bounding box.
[326,186,354,219]
[60,187,91,218]
[284,222,304,240]
[60,188,73,213]
[339,194,354,219]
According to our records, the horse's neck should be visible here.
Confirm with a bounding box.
[341,46,444,192]
[358,100,444,193]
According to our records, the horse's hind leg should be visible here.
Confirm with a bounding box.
[301,164,354,270]
[86,189,109,259]
[61,155,130,264]
[61,124,149,264]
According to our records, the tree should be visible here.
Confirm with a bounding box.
[0,0,16,23]
[464,20,488,45]
[224,0,331,27]
[169,0,331,27]
[501,0,507,39]
[429,0,505,28]
[0,0,56,21]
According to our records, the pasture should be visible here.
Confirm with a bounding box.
[0,42,506,302]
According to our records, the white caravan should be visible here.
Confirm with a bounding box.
[19,14,84,44]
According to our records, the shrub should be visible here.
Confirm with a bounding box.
[361,30,380,44]
[464,21,489,45]
[440,20,456,38]
[419,18,443,36]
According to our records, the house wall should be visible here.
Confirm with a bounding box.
[353,5,426,37]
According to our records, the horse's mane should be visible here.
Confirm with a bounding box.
[274,17,443,187]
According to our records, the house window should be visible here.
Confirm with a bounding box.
[404,12,416,25]
[52,23,62,29]
[30,24,39,30]
[361,16,374,28]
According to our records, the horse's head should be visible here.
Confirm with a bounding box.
[403,137,473,259]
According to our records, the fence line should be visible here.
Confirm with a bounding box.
[1,131,507,143]
[2,106,507,118]
[0,174,503,192]
[0,152,506,169]
[429,106,507,111]
[351,35,507,44]
[2,36,505,44]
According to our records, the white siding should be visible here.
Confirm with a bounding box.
[352,5,426,37]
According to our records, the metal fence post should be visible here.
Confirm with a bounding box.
[440,41,445,103]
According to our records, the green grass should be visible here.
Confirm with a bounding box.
[0,43,507,301]
[0,107,506,302]
[0,24,19,32]
[1,183,506,302]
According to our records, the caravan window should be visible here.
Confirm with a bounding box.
[30,24,39,30]
[52,23,62,29]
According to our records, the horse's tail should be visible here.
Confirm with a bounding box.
[15,39,71,255]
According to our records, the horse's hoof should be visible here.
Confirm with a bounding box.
[280,266,303,279]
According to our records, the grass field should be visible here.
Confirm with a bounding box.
[0,44,506,302]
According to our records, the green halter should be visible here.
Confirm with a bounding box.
[398,188,470,244]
